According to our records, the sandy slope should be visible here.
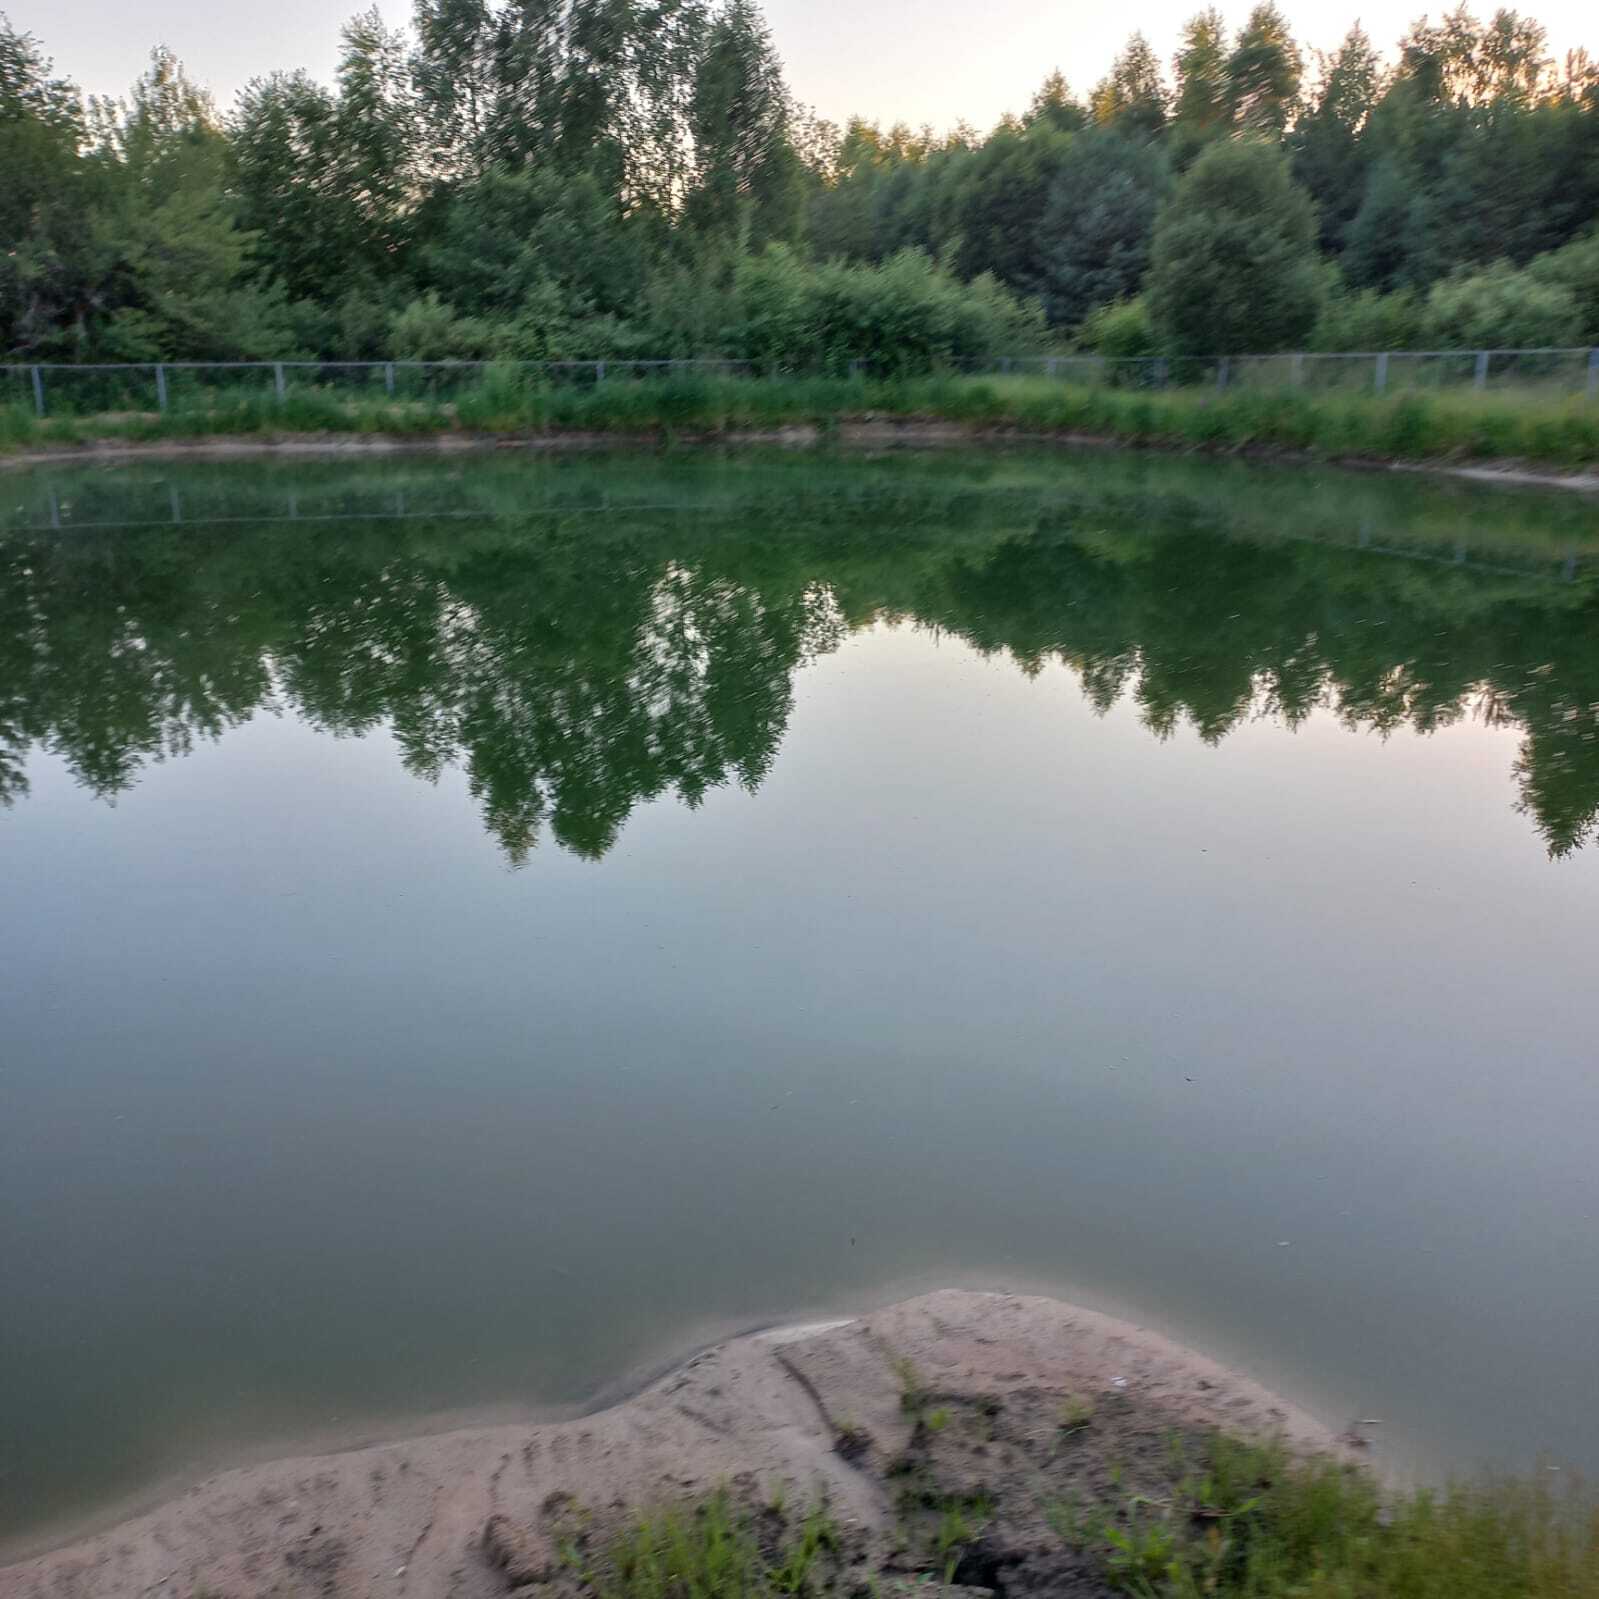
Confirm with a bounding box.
[0,1290,1349,1599]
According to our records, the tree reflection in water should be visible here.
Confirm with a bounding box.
[3,450,1597,858]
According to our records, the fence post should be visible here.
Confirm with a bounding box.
[384,362,396,399]
[30,364,44,417]
[1000,356,1012,375]
[1587,348,1599,400]
[155,364,168,412]
[169,486,181,524]
[1291,352,1305,387]
[1374,352,1389,394]
[274,362,286,402]
[1156,358,1169,389]
[1474,350,1490,391]
[1046,356,1058,379]
[595,359,606,384]
[1216,357,1230,391]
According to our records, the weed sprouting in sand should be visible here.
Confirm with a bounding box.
[1058,1394,1095,1434]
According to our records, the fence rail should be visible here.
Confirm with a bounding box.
[3,348,1597,418]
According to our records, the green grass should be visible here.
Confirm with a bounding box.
[5,372,1598,468]
[1097,1436,1599,1598]
[551,1449,1599,1599]
[586,1493,841,1599]
[891,1355,927,1416]
[1059,1394,1096,1433]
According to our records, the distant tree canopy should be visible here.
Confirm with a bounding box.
[1,1,1597,363]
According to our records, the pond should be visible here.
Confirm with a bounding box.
[3,447,1598,1552]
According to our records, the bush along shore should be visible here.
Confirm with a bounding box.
[4,374,1599,474]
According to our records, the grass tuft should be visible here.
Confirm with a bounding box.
[590,1493,842,1599]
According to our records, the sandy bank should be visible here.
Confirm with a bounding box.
[1,421,1596,491]
[0,1290,1360,1599]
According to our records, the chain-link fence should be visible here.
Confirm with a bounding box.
[0,358,762,418]
[955,348,1599,396]
[3,349,1597,418]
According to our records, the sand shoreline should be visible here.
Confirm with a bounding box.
[0,419,1595,491]
[0,1289,1363,1599]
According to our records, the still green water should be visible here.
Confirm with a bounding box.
[3,448,1598,1549]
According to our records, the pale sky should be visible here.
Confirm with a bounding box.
[9,0,1596,133]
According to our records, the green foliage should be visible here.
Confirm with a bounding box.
[1038,130,1170,328]
[1170,9,1232,163]
[10,370,1599,475]
[1147,140,1323,354]
[0,17,84,247]
[889,1354,926,1413]
[592,1495,840,1599]
[1526,230,1599,341]
[1310,278,1425,351]
[685,0,804,250]
[951,123,1073,293]
[420,166,642,322]
[6,2,1599,363]
[1226,3,1303,134]
[1152,1436,1599,1598]
[1338,156,1423,293]
[1290,24,1381,250]
[1091,32,1169,138]
[1079,298,1159,358]
[1103,1505,1178,1592]
[388,292,488,361]
[230,10,414,306]
[730,245,1041,374]
[934,1498,985,1579]
[1423,260,1584,349]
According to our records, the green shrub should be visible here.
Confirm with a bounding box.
[1310,280,1426,351]
[1423,262,1584,351]
[727,245,1043,377]
[1526,230,1599,344]
[1080,297,1159,359]
[389,292,492,362]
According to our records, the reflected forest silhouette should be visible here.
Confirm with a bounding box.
[3,452,1598,858]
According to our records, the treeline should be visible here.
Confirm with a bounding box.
[2,1,1597,368]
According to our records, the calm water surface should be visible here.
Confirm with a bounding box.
[3,449,1599,1549]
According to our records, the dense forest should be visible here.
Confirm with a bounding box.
[2,1,1597,367]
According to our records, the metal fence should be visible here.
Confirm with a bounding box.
[961,348,1599,396]
[0,358,762,418]
[3,348,1597,417]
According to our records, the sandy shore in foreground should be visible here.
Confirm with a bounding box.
[0,1290,1361,1599]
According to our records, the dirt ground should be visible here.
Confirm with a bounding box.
[0,1290,1359,1599]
